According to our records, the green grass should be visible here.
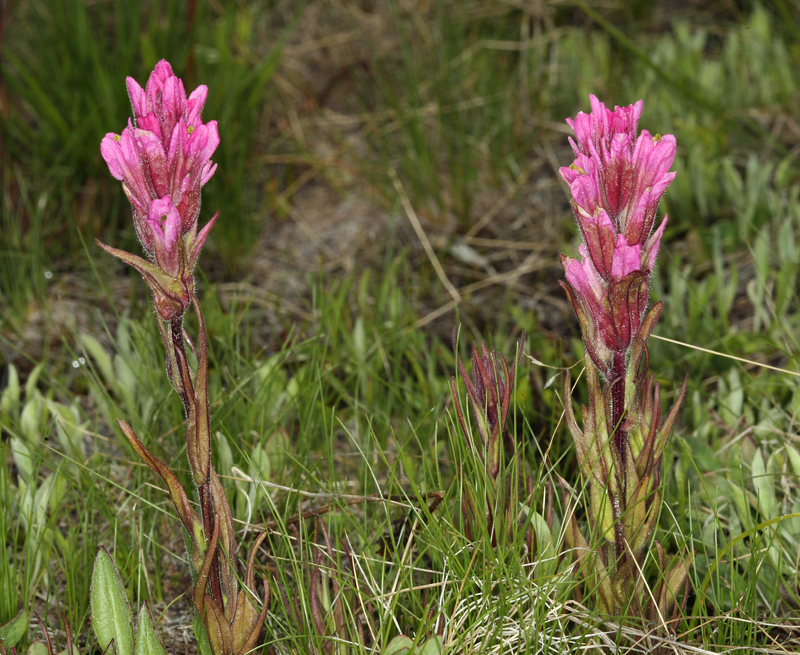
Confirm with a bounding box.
[2,1,800,653]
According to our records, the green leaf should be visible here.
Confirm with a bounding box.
[56,645,80,655]
[134,604,167,655]
[0,364,20,416]
[419,636,443,655]
[0,610,28,650]
[786,444,800,479]
[48,401,86,461]
[11,436,33,484]
[719,369,743,427]
[91,546,134,655]
[193,614,213,655]
[751,449,777,520]
[24,363,44,399]
[383,636,414,655]
[530,510,553,561]
[80,334,115,385]
[20,395,45,445]
[681,436,721,472]
[27,642,49,655]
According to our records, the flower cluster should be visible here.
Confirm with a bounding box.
[559,96,688,620]
[99,60,219,320]
[559,95,675,380]
[100,61,267,655]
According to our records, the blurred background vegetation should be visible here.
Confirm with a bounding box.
[2,0,800,650]
[2,0,799,362]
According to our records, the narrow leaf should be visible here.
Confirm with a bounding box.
[79,334,115,385]
[751,449,777,519]
[0,364,20,415]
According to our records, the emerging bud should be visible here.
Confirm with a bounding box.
[450,329,524,478]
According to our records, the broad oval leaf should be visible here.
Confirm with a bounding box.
[383,636,414,655]
[91,546,134,655]
[27,642,49,655]
[0,610,28,650]
[419,636,443,655]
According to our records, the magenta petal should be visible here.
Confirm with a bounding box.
[643,216,667,271]
[189,211,219,270]
[578,210,616,279]
[160,76,186,143]
[148,196,180,250]
[189,121,220,165]
[134,129,169,197]
[149,60,174,91]
[103,127,152,211]
[570,175,599,216]
[610,235,643,280]
[560,165,579,185]
[147,196,182,276]
[137,114,162,142]
[563,256,591,297]
[126,77,147,120]
[199,162,217,187]
[100,133,126,180]
[186,85,208,128]
[564,248,603,313]
[631,133,676,196]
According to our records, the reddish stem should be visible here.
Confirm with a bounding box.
[610,349,628,566]
[610,350,627,459]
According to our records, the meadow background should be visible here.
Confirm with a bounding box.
[2,0,800,652]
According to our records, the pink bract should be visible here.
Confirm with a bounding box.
[147,196,182,277]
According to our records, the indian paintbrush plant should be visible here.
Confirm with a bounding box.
[97,60,268,655]
[558,95,690,625]
[450,329,538,555]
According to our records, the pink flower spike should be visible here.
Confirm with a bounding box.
[102,59,219,278]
